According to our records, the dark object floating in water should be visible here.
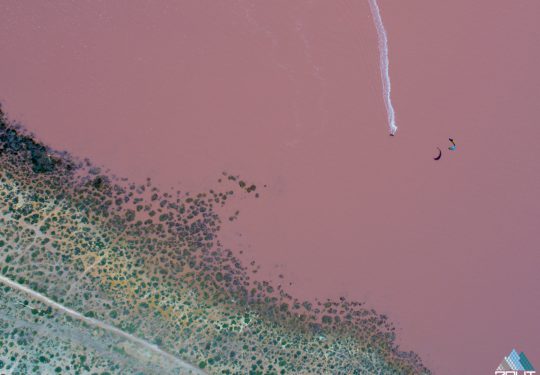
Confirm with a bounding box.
[448,138,456,151]
[434,147,442,160]
[389,133,394,136]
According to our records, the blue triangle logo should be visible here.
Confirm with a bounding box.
[497,349,536,372]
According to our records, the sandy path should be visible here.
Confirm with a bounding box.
[0,274,206,375]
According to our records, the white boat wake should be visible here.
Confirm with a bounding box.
[368,0,398,135]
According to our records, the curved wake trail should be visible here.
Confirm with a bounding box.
[368,0,398,135]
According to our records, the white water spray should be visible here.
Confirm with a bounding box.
[368,0,398,135]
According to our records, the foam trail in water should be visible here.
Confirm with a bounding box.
[368,0,398,135]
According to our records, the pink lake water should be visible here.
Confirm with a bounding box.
[1,1,539,373]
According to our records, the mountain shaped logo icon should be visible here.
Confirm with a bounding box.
[495,349,535,374]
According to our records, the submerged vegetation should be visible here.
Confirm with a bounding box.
[0,105,430,374]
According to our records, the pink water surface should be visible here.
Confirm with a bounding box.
[1,1,539,373]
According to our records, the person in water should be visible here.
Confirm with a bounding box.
[448,138,456,150]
